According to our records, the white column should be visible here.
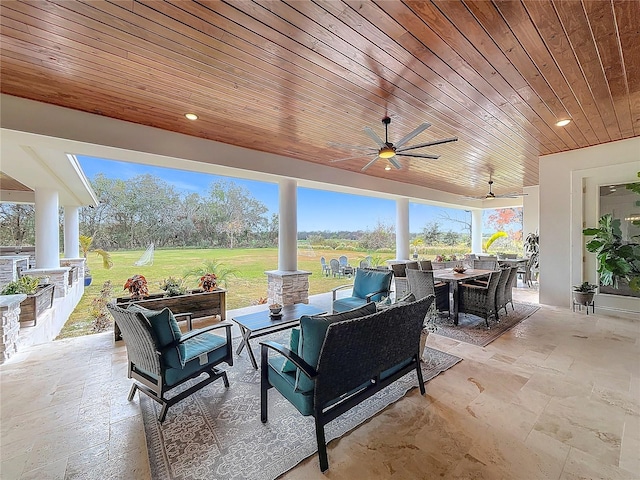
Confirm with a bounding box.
[278,178,297,271]
[63,206,80,258]
[396,198,410,261]
[35,188,60,269]
[471,209,483,254]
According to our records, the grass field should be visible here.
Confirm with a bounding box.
[58,247,398,339]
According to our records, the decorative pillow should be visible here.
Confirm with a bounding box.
[295,302,377,392]
[281,327,300,373]
[126,304,182,349]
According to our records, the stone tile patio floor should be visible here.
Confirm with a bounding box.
[1,283,639,479]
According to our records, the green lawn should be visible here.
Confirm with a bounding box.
[58,248,396,339]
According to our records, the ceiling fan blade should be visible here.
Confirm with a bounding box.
[328,141,377,152]
[396,136,458,152]
[395,152,440,160]
[494,193,528,198]
[389,157,402,169]
[364,126,386,148]
[329,154,375,163]
[361,156,380,171]
[395,123,431,148]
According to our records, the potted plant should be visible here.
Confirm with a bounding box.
[583,214,640,291]
[124,274,149,300]
[1,276,55,325]
[159,276,186,297]
[410,238,423,260]
[199,273,218,292]
[572,282,597,306]
[80,234,113,286]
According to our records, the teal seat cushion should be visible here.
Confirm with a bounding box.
[268,357,314,416]
[332,297,369,313]
[165,331,228,386]
[296,302,377,393]
[281,327,300,373]
[353,269,392,302]
[127,305,184,367]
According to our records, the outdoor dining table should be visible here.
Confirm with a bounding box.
[432,268,495,325]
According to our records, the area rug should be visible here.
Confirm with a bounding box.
[139,334,461,480]
[434,302,540,347]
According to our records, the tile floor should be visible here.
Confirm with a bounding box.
[1,286,638,480]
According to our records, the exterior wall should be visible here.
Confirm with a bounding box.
[21,268,70,299]
[0,255,30,288]
[266,270,311,306]
[539,137,640,314]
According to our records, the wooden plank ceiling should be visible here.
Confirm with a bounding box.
[1,0,638,198]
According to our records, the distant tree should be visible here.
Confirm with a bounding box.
[422,221,442,245]
[0,203,35,246]
[358,220,395,250]
[443,230,459,246]
[486,208,523,240]
[438,211,472,240]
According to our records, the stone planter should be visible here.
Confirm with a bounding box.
[114,288,227,341]
[19,283,55,326]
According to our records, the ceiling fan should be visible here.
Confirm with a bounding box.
[468,179,528,200]
[329,117,458,172]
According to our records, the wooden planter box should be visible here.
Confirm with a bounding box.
[19,283,55,326]
[67,266,78,286]
[114,288,227,341]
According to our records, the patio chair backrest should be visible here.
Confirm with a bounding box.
[339,255,348,267]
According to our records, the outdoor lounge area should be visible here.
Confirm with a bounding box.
[1,2,639,479]
[2,287,639,479]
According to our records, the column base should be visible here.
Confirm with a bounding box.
[265,270,312,306]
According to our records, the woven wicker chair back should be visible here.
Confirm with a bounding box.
[106,303,161,377]
[418,260,432,271]
[390,263,407,277]
[474,259,498,270]
[406,269,436,299]
[315,294,434,406]
[405,261,419,270]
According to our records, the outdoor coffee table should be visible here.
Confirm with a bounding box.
[232,303,326,369]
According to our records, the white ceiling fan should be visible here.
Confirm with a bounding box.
[329,117,458,171]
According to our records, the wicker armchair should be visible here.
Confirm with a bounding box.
[458,270,502,327]
[106,302,233,422]
[503,266,519,313]
[494,267,513,317]
[406,269,450,314]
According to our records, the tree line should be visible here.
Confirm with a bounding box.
[0,173,522,252]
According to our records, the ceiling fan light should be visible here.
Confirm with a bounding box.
[555,118,571,127]
[384,164,392,171]
[378,146,396,159]
[185,113,198,120]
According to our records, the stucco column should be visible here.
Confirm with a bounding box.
[471,209,483,254]
[34,188,60,269]
[278,178,297,271]
[63,206,80,258]
[396,198,410,261]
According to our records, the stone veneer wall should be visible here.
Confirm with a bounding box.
[21,268,70,299]
[0,294,26,364]
[0,255,30,289]
[266,270,312,305]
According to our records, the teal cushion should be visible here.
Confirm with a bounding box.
[268,357,313,416]
[332,296,369,313]
[353,269,392,301]
[165,331,228,385]
[296,302,377,393]
[126,304,184,367]
[281,327,300,373]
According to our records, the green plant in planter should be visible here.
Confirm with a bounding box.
[1,276,41,295]
[184,259,236,289]
[583,214,640,291]
[573,282,597,293]
[159,276,186,297]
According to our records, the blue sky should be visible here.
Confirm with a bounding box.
[77,156,475,233]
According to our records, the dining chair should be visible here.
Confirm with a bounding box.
[459,270,502,328]
[494,266,513,317]
[406,269,450,315]
[503,266,519,313]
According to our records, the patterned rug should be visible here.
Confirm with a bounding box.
[434,302,540,346]
[139,332,461,480]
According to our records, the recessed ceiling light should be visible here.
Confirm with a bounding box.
[384,165,392,171]
[555,119,571,127]
[185,113,198,120]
